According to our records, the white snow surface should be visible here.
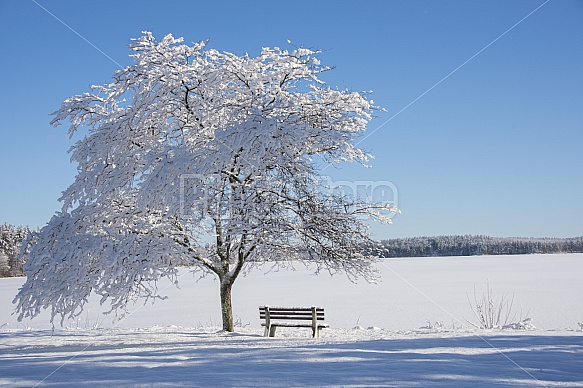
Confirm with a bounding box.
[1,254,582,387]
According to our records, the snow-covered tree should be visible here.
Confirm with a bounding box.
[0,224,30,277]
[0,252,9,277]
[13,32,397,331]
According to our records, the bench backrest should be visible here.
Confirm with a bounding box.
[259,306,325,321]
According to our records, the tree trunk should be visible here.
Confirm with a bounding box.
[219,277,234,332]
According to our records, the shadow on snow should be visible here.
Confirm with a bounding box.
[0,330,582,387]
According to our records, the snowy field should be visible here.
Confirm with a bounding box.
[1,254,582,387]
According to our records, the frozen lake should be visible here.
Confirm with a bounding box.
[4,253,581,331]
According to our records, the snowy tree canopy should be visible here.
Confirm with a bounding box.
[14,32,397,331]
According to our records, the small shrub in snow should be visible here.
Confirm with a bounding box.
[466,283,531,330]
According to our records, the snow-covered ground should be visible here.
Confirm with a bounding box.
[1,254,582,387]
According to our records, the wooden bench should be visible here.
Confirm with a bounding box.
[259,306,329,338]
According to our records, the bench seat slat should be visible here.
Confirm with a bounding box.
[262,316,325,319]
[260,317,324,321]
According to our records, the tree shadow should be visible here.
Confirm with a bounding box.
[0,330,582,387]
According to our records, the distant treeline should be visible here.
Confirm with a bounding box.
[368,235,583,258]
[2,221,583,279]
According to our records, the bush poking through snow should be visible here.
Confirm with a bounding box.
[466,283,532,330]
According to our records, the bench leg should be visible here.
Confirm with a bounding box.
[312,326,325,338]
[263,325,270,337]
[269,325,277,337]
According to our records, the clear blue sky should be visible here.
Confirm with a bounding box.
[0,0,581,239]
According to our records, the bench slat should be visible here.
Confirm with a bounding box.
[260,316,324,321]
[261,322,330,328]
[260,310,324,314]
[260,315,325,319]
[259,306,324,312]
